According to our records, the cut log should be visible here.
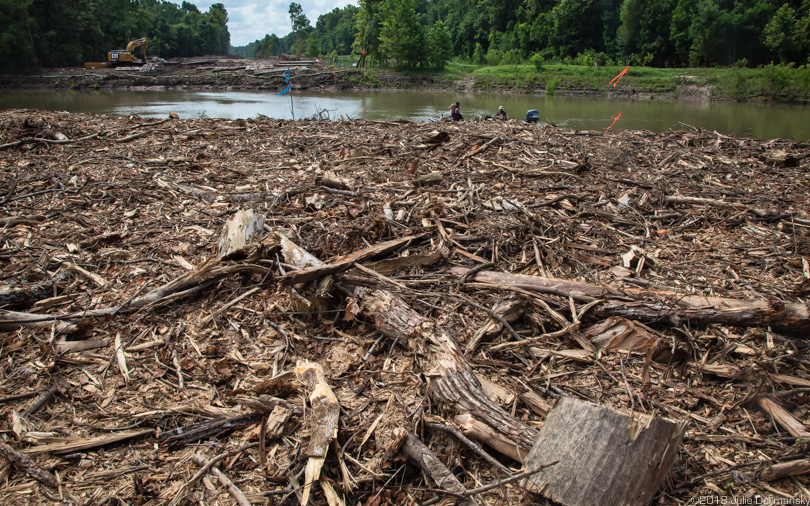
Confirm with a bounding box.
[450,267,810,335]
[360,289,538,462]
[522,396,688,506]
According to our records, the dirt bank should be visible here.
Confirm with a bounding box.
[0,56,454,94]
[0,56,679,99]
[0,110,809,504]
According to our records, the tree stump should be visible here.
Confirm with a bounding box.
[522,396,688,506]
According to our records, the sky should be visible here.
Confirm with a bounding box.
[190,0,355,47]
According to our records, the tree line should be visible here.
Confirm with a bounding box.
[0,0,230,71]
[233,0,809,69]
[1,0,807,72]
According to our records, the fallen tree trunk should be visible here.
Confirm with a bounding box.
[449,267,810,335]
[361,289,538,461]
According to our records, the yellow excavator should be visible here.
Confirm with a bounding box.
[85,38,148,68]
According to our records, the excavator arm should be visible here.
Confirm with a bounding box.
[85,37,148,68]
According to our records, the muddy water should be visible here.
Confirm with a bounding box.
[1,89,808,141]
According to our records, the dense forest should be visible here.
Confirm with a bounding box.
[0,0,229,71]
[1,0,808,72]
[232,0,810,70]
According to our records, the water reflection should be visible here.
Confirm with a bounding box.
[0,89,807,141]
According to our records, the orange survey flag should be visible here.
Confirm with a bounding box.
[604,112,622,130]
[609,66,629,88]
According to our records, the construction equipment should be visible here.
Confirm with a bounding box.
[85,38,148,69]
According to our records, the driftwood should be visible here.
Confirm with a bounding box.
[360,289,538,461]
[757,458,810,481]
[2,111,810,504]
[159,413,262,448]
[281,235,422,286]
[0,259,270,332]
[190,454,251,506]
[755,396,810,442]
[522,396,688,506]
[216,209,266,259]
[22,429,153,455]
[401,432,467,496]
[0,271,71,309]
[296,361,340,506]
[450,267,810,335]
[0,442,56,488]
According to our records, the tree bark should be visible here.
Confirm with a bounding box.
[522,396,688,506]
[449,267,810,335]
[361,289,538,461]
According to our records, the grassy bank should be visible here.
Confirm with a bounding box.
[348,62,810,102]
[473,63,810,102]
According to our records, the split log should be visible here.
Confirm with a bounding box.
[522,396,688,506]
[361,289,538,461]
[216,209,266,260]
[296,361,340,506]
[450,267,810,335]
[755,396,810,442]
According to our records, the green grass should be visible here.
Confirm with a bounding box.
[466,63,808,101]
[337,60,810,102]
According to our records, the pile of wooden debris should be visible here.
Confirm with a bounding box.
[0,109,808,505]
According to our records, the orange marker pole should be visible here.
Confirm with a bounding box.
[604,112,622,130]
[609,66,629,88]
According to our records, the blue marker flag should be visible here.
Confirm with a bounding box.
[278,85,290,96]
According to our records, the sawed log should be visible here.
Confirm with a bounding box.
[360,289,538,461]
[449,267,810,335]
[521,396,688,506]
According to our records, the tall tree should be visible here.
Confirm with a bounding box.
[426,20,453,68]
[289,3,311,33]
[764,3,802,63]
[688,0,730,65]
[379,0,425,68]
[354,0,385,64]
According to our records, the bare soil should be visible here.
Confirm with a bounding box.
[0,56,451,94]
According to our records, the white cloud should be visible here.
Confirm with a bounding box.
[190,0,356,47]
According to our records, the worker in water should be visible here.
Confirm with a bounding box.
[495,105,508,120]
[448,101,462,122]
